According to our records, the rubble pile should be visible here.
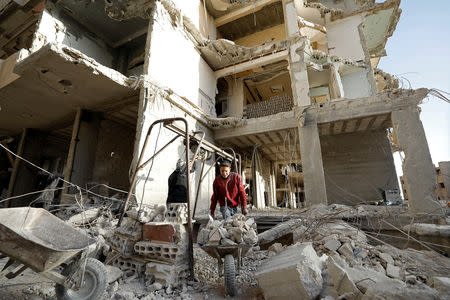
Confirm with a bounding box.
[197,213,258,246]
[104,203,191,288]
[255,218,450,300]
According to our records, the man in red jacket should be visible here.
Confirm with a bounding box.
[210,158,248,219]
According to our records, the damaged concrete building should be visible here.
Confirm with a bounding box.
[0,0,443,216]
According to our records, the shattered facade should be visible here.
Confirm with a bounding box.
[0,0,443,215]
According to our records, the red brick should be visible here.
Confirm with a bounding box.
[142,223,176,243]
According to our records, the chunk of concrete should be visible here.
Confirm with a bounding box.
[362,282,440,300]
[324,239,341,252]
[379,252,394,268]
[255,243,323,300]
[385,263,400,279]
[268,243,284,255]
[106,265,123,283]
[208,228,221,245]
[433,277,450,300]
[326,256,362,299]
[337,243,353,259]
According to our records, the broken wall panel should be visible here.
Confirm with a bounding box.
[32,7,118,69]
[146,2,216,117]
[92,119,135,193]
[320,129,399,205]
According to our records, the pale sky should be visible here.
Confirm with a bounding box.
[378,1,450,176]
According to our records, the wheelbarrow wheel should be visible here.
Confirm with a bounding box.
[56,258,107,300]
[224,254,236,296]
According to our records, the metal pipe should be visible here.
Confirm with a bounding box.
[189,131,205,170]
[192,157,206,219]
[137,135,181,171]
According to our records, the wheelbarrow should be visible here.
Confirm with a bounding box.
[200,243,252,296]
[0,207,108,300]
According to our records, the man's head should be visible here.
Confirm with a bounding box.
[219,158,232,178]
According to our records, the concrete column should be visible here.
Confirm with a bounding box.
[329,62,344,99]
[269,161,277,207]
[227,78,244,118]
[282,0,310,107]
[252,152,266,208]
[298,122,328,206]
[392,106,442,214]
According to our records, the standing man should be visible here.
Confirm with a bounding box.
[210,158,247,219]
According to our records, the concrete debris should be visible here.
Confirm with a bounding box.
[326,256,362,299]
[258,218,304,245]
[362,282,441,300]
[197,214,258,246]
[106,265,124,284]
[403,223,450,237]
[433,277,450,300]
[255,242,324,300]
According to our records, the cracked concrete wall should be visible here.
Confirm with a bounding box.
[31,6,117,68]
[321,129,399,205]
[132,2,216,213]
[327,15,366,62]
[146,2,216,116]
[392,106,442,214]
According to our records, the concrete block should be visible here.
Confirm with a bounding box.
[105,265,123,283]
[166,203,188,224]
[255,243,323,300]
[326,256,362,299]
[106,251,145,278]
[197,228,210,245]
[324,239,341,252]
[134,241,187,264]
[433,277,450,300]
[142,223,176,243]
[145,262,189,286]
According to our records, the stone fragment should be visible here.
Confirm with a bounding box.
[67,208,100,226]
[385,263,400,278]
[243,228,258,244]
[221,238,236,246]
[197,228,210,245]
[324,239,341,252]
[326,256,362,299]
[227,227,243,243]
[378,252,394,268]
[208,228,221,245]
[267,243,284,254]
[433,277,450,300]
[255,243,323,300]
[106,265,123,283]
[337,243,353,259]
[218,227,230,239]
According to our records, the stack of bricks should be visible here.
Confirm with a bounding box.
[244,93,294,119]
[106,203,190,286]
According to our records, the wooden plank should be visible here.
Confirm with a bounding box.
[215,0,280,27]
[5,128,27,207]
[62,108,82,195]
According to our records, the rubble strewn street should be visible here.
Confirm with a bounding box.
[1,201,449,300]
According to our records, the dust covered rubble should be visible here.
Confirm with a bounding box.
[64,202,206,299]
[254,218,450,300]
[197,213,259,246]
